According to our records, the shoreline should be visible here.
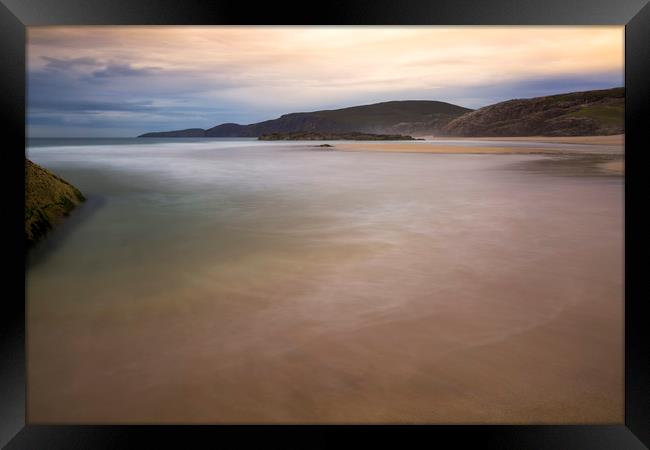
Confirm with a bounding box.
[337,144,568,155]
[336,143,624,157]
[336,134,624,155]
[416,134,624,146]
[334,136,625,175]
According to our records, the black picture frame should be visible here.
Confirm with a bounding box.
[2,1,648,448]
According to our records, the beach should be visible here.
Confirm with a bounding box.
[338,134,623,154]
[415,134,624,146]
[337,135,625,175]
[339,143,565,154]
[27,138,624,424]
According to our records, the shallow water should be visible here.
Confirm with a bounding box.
[26,139,624,423]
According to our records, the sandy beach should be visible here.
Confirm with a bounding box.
[414,134,624,146]
[338,143,565,154]
[337,134,624,155]
[337,135,625,175]
[598,159,625,175]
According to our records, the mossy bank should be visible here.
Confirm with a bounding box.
[25,159,85,247]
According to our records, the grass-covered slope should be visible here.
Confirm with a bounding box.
[301,100,472,135]
[25,159,85,246]
[442,87,624,137]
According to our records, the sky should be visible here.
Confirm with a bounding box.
[27,26,624,138]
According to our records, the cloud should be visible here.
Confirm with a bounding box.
[90,63,161,79]
[29,99,157,113]
[41,56,98,70]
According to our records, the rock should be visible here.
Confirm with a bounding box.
[25,159,85,247]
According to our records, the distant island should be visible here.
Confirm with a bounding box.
[139,87,623,138]
[258,132,415,141]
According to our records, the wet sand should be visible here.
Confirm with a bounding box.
[339,143,565,154]
[338,136,625,176]
[27,140,624,424]
[598,159,625,175]
[415,134,624,146]
[338,134,624,156]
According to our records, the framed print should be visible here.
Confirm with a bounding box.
[1,0,648,448]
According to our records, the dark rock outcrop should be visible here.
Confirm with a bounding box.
[25,159,85,247]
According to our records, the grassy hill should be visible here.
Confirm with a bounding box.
[442,87,624,137]
[140,100,472,138]
[302,100,471,134]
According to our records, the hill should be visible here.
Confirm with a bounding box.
[442,87,624,137]
[25,159,85,246]
[139,101,472,138]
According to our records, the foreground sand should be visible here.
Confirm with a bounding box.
[29,235,624,424]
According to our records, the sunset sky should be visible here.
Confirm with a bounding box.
[27,26,624,137]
